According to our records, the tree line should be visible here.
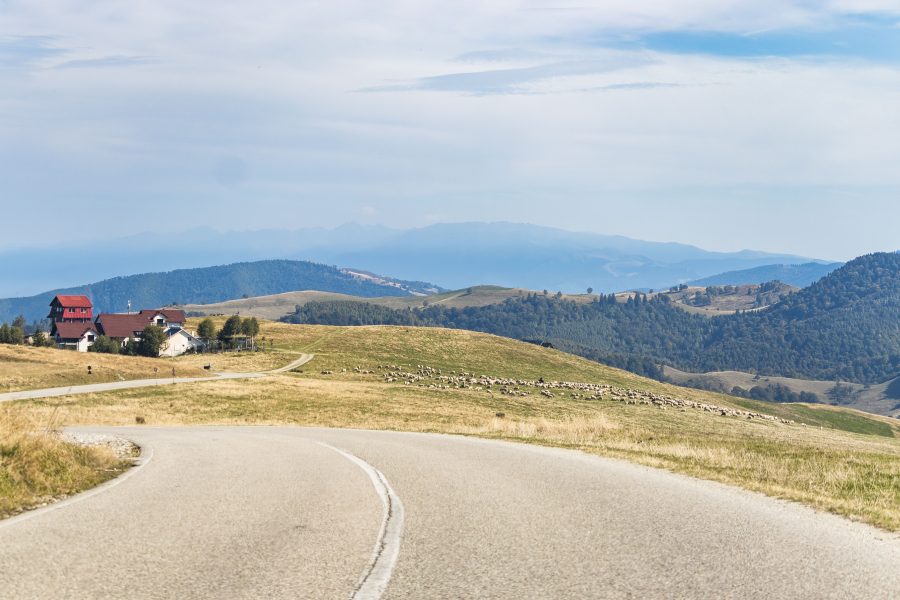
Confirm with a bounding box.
[284,253,900,386]
[0,315,53,347]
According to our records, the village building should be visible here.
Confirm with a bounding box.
[48,295,93,324]
[47,295,203,356]
[95,309,189,345]
[48,295,98,351]
[53,322,101,352]
[159,328,205,357]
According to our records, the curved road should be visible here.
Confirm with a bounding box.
[1,427,899,599]
[0,354,314,403]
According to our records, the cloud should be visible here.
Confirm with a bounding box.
[453,48,560,64]
[2,0,900,257]
[0,35,65,68]
[588,81,682,91]
[362,55,656,95]
[54,55,153,69]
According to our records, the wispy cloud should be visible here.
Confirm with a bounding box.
[453,48,561,64]
[54,55,154,69]
[362,55,655,95]
[591,81,681,91]
[0,35,65,68]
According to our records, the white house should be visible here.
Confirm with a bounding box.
[159,327,205,357]
[53,322,100,352]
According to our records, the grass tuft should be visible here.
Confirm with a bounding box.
[0,408,129,518]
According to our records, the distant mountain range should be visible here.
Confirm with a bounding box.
[0,222,827,298]
[689,262,844,288]
[0,261,437,324]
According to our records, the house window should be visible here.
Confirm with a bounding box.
[156,318,165,326]
[87,334,95,342]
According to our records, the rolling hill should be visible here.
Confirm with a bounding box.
[179,285,604,320]
[655,281,797,316]
[183,281,796,323]
[0,260,440,324]
[663,366,900,417]
[285,253,900,412]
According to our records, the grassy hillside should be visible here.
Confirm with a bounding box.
[3,318,899,530]
[654,282,796,316]
[0,260,439,323]
[665,366,900,418]
[288,253,900,386]
[181,283,786,322]
[180,286,597,320]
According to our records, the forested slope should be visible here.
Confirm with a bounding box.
[286,253,900,385]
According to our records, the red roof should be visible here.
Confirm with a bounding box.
[96,309,186,339]
[95,313,153,339]
[54,322,97,340]
[52,295,92,308]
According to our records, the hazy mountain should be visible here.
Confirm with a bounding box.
[0,260,436,323]
[0,225,395,298]
[689,262,843,288]
[0,222,823,298]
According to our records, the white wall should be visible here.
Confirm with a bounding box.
[159,330,204,357]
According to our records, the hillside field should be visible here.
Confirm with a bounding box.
[665,366,900,418]
[179,286,582,320]
[2,317,900,531]
[652,282,796,316]
[180,283,779,322]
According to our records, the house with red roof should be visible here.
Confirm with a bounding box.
[95,308,203,356]
[95,309,188,344]
[48,295,93,325]
[53,322,102,352]
[49,295,98,350]
[47,295,203,355]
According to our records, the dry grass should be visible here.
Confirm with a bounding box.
[0,407,128,518]
[0,345,210,393]
[4,321,900,530]
[0,337,296,394]
[179,285,598,320]
[665,365,900,418]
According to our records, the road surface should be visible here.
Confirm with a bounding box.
[1,427,898,599]
[0,354,314,403]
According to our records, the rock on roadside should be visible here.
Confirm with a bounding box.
[57,432,141,460]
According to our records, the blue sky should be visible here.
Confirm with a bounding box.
[1,1,899,261]
[632,15,900,60]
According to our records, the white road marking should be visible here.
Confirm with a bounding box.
[316,442,405,600]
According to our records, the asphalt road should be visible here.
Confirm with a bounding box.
[2,427,899,599]
[0,354,314,403]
